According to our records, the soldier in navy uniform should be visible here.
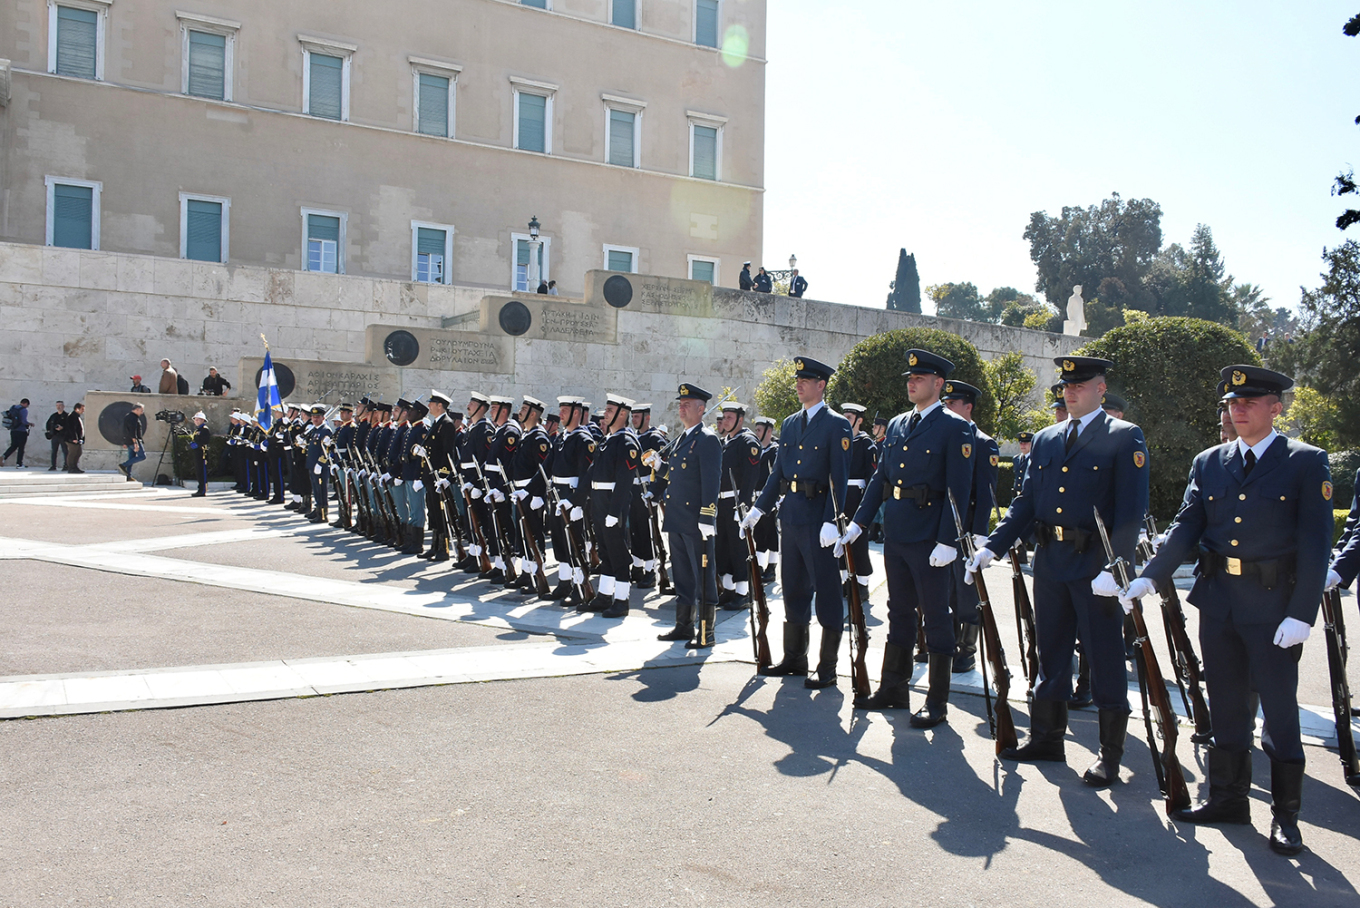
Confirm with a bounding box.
[940,380,999,674]
[330,404,356,528]
[751,416,780,583]
[548,397,595,603]
[585,395,640,618]
[485,396,522,583]
[740,356,851,683]
[305,405,333,524]
[420,391,458,560]
[1129,365,1331,856]
[969,356,1149,787]
[1013,432,1033,497]
[348,399,374,535]
[630,404,666,589]
[839,350,973,721]
[716,402,761,611]
[837,404,877,609]
[509,396,552,593]
[188,411,211,497]
[384,400,413,548]
[646,383,723,645]
[400,399,429,555]
[289,405,311,512]
[459,393,502,578]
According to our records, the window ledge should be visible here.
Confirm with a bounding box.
[175,10,240,31]
[509,75,559,93]
[298,35,358,55]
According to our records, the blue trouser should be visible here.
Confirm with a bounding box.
[779,519,844,629]
[122,443,146,469]
[949,559,981,626]
[407,482,426,528]
[1199,610,1304,763]
[391,481,410,522]
[669,530,718,627]
[883,539,955,653]
[310,470,327,511]
[1032,572,1130,713]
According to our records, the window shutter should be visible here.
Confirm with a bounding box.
[417,73,450,136]
[692,261,715,285]
[693,125,717,180]
[309,54,343,120]
[187,31,227,100]
[185,200,223,262]
[308,214,341,242]
[521,0,548,8]
[609,109,635,167]
[696,0,719,48]
[56,6,98,79]
[417,227,446,255]
[52,184,94,249]
[608,250,633,273]
[612,0,636,29]
[518,93,546,152]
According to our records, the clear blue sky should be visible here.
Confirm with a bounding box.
[760,1,1359,316]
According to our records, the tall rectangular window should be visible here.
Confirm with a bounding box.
[307,213,341,273]
[517,92,547,153]
[692,125,718,180]
[608,109,636,167]
[612,0,636,29]
[180,195,229,263]
[605,247,636,273]
[696,0,720,48]
[416,227,447,283]
[690,259,715,285]
[308,53,343,120]
[54,6,98,79]
[186,30,227,99]
[52,184,94,249]
[417,73,450,137]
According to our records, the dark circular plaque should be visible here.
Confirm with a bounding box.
[603,274,633,308]
[498,300,533,336]
[252,362,296,400]
[384,330,420,366]
[97,401,148,446]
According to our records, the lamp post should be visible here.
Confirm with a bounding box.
[527,215,542,291]
[768,254,799,288]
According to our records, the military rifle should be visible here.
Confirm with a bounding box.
[1140,513,1213,744]
[1094,507,1191,815]
[415,448,460,562]
[992,481,1039,697]
[468,454,518,584]
[435,452,471,564]
[539,464,594,603]
[1321,587,1360,786]
[733,470,772,670]
[511,483,552,598]
[828,477,871,698]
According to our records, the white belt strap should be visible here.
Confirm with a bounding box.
[513,477,532,488]
[718,490,737,500]
[592,481,616,490]
[847,479,867,489]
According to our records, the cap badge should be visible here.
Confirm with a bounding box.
[909,353,919,366]
[1232,370,1247,386]
[945,383,954,393]
[795,359,805,371]
[1062,360,1075,372]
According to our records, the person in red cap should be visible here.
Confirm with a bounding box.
[129,375,150,393]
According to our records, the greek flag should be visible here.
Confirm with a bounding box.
[256,351,281,430]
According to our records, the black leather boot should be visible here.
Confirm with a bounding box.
[952,621,980,674]
[636,569,657,589]
[1269,760,1305,856]
[910,654,952,728]
[691,602,717,648]
[1002,699,1069,762]
[758,622,809,676]
[1173,747,1253,825]
[548,580,572,600]
[1071,650,1093,708]
[659,624,693,642]
[579,591,612,613]
[805,625,842,689]
[405,525,425,556]
[1083,709,1129,787]
[854,642,913,710]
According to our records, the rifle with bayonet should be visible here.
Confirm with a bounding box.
[733,470,772,670]
[1139,513,1213,744]
[511,478,552,598]
[1093,506,1191,815]
[468,452,520,585]
[539,464,594,604]
[642,463,672,593]
[1321,586,1360,786]
[951,489,1018,752]
[453,453,494,574]
[993,481,1039,697]
[828,477,871,698]
[360,442,397,541]
[415,448,461,561]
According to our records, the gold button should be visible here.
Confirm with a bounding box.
[797,460,802,464]
[903,445,908,451]
[1208,495,1214,501]
[681,463,687,469]
[1062,466,1069,473]
[899,462,905,468]
[1093,466,1098,471]
[1056,507,1063,514]
[1280,496,1286,501]
[1239,494,1246,501]
[799,445,804,450]
[1059,487,1065,493]
[1231,539,1239,546]
[1235,517,1242,523]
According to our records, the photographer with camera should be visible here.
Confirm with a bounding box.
[119,404,147,481]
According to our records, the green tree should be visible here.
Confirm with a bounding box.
[753,358,801,425]
[1083,295,1126,337]
[926,281,988,321]
[983,351,1047,441]
[827,328,994,435]
[887,249,922,313]
[1277,385,1340,451]
[1181,224,1236,323]
[1024,192,1164,313]
[1291,240,1360,447]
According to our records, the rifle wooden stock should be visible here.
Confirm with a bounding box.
[1321,588,1360,786]
[1008,545,1040,696]
[829,478,871,698]
[539,465,594,603]
[647,495,673,593]
[515,500,552,597]
[1142,515,1211,742]
[739,510,772,670]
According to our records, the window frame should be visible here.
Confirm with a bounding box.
[603,244,640,274]
[687,111,727,181]
[179,192,231,263]
[44,175,102,250]
[299,35,357,122]
[510,76,558,154]
[687,254,720,285]
[510,231,552,292]
[47,0,111,81]
[609,0,637,29]
[410,220,455,285]
[520,0,553,9]
[300,206,348,274]
[178,12,239,101]
[602,93,645,169]
[694,0,721,48]
[410,56,462,138]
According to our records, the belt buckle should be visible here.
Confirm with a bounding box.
[1225,556,1242,576]
[893,486,901,500]
[790,480,799,493]
[1053,526,1065,542]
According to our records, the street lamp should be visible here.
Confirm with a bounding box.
[789,254,797,272]
[527,216,542,291]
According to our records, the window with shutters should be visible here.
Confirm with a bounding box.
[510,232,551,292]
[300,36,356,122]
[688,255,719,285]
[521,0,550,8]
[603,245,638,274]
[179,194,230,263]
[410,58,461,138]
[411,222,454,284]
[511,77,557,154]
[178,14,239,101]
[48,2,108,81]
[689,123,721,181]
[611,0,637,29]
[45,177,101,250]
[602,94,646,168]
[695,0,720,48]
[302,208,346,274]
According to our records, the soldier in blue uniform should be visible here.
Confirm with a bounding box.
[940,380,999,674]
[1013,432,1033,498]
[740,357,851,682]
[751,416,780,582]
[509,396,552,592]
[421,391,459,560]
[400,399,429,555]
[385,399,413,548]
[837,404,878,608]
[548,397,595,603]
[839,350,973,722]
[485,396,522,583]
[1128,365,1331,856]
[717,402,761,611]
[647,383,723,645]
[460,393,502,579]
[585,395,641,618]
[305,404,333,524]
[968,356,1149,787]
[188,410,210,497]
[630,404,666,589]
[330,404,356,528]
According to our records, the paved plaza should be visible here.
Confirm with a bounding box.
[2,476,1359,906]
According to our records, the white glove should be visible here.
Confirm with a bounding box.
[1091,571,1122,599]
[972,534,989,551]
[819,522,839,548]
[530,496,544,510]
[471,488,483,500]
[412,480,424,492]
[833,540,845,558]
[381,473,391,483]
[699,522,716,540]
[965,547,996,576]
[839,522,863,547]
[640,450,659,469]
[557,498,572,515]
[1154,531,1170,551]
[461,482,473,493]
[739,507,764,532]
[412,444,427,458]
[512,489,528,501]
[570,506,584,522]
[313,464,322,475]
[642,489,654,502]
[929,543,958,568]
[489,488,505,503]
[435,478,450,492]
[1326,569,1343,591]
[1274,617,1311,649]
[393,477,403,486]
[1120,576,1156,614]
[605,515,619,528]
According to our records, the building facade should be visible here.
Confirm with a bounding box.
[0,0,766,297]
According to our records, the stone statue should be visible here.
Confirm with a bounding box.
[1063,284,1086,336]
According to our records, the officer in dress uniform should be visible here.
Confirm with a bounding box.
[288,405,311,512]
[400,399,429,555]
[509,396,552,593]
[384,400,413,549]
[940,380,999,674]
[630,404,666,589]
[740,356,852,683]
[305,405,333,523]
[646,383,723,645]
[837,404,877,608]
[421,391,459,560]
[1129,365,1331,856]
[716,402,761,611]
[585,395,640,618]
[752,416,780,583]
[548,397,595,603]
[1014,432,1033,497]
[365,403,392,541]
[968,356,1149,787]
[349,399,374,535]
[839,350,973,721]
[484,396,523,583]
[331,404,356,528]
[460,393,503,578]
[188,411,210,497]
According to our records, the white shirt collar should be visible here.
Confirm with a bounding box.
[1066,408,1103,435]
[1237,430,1278,462]
[913,400,942,418]
[803,400,825,420]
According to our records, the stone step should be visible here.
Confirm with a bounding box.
[0,470,136,498]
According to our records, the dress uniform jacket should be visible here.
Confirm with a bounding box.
[965,426,1000,537]
[753,406,851,525]
[853,405,974,544]
[659,426,723,535]
[1012,451,1029,497]
[1336,467,1360,552]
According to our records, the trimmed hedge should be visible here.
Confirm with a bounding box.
[996,460,1016,508]
[1331,450,1359,511]
[1337,510,1353,547]
[172,433,234,482]
[1076,317,1258,522]
[826,328,994,435]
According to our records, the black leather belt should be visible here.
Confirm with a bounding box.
[1198,549,1294,591]
[1034,521,1092,553]
[889,484,942,509]
[780,479,825,498]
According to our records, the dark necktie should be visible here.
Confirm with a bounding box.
[801,409,809,432]
[908,412,921,434]
[1243,449,1256,476]
[1065,421,1079,452]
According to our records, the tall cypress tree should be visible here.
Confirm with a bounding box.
[887,249,921,313]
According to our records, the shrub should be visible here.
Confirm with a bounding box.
[1337,511,1353,547]
[826,328,993,435]
[1332,449,1359,511]
[996,460,1015,508]
[753,358,801,425]
[173,432,234,482]
[1076,316,1259,521]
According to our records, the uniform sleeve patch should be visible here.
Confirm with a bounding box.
[1133,451,1146,469]
[990,454,999,467]
[1324,480,1333,501]
[629,449,637,459]
[841,437,850,451]
[751,446,759,457]
[962,443,972,459]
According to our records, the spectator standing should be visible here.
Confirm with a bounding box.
[2,398,34,467]
[789,269,808,298]
[130,374,151,393]
[739,262,754,291]
[536,279,549,294]
[158,359,179,394]
[64,403,86,473]
[1256,332,1269,355]
[201,367,231,396]
[120,403,147,481]
[46,401,69,471]
[547,280,559,296]
[753,267,772,293]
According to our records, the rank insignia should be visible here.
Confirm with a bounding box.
[1324,481,1333,501]
[1062,360,1075,372]
[1133,451,1146,468]
[1232,370,1247,386]
[945,383,954,393]
[751,446,759,457]
[629,449,637,459]
[962,443,972,459]
[990,454,999,467]
[795,359,805,371]
[909,353,919,366]
[842,437,850,451]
